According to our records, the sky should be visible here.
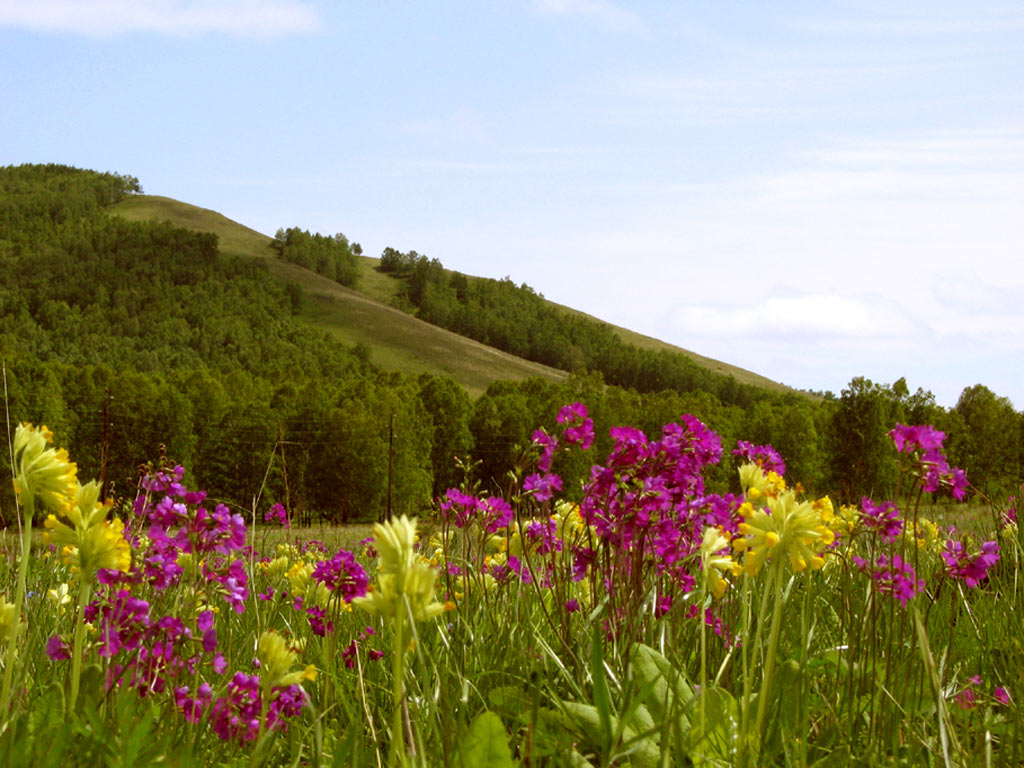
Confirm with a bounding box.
[2,1,1022,408]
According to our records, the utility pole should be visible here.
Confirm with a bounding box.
[100,388,111,501]
[384,413,394,522]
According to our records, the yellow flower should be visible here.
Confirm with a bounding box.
[700,526,742,599]
[12,423,77,516]
[354,516,446,622]
[0,601,25,642]
[47,582,72,614]
[735,490,834,575]
[738,463,786,503]
[43,481,130,580]
[257,629,316,690]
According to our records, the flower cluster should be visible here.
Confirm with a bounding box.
[354,516,448,622]
[852,554,925,606]
[733,440,786,476]
[942,539,1000,587]
[889,424,969,499]
[311,548,369,603]
[858,497,904,543]
[439,489,514,533]
[264,502,290,529]
[132,466,250,611]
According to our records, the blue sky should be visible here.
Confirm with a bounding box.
[3,1,1023,408]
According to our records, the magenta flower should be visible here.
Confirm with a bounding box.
[46,634,70,661]
[481,496,513,533]
[942,539,1000,587]
[558,402,595,450]
[439,488,481,528]
[889,424,969,500]
[860,497,904,543]
[532,428,558,472]
[733,440,786,476]
[264,502,290,529]
[853,554,924,606]
[994,687,1011,705]
[311,549,368,602]
[523,472,562,502]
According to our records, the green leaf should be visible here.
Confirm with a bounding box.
[630,643,694,728]
[453,711,516,768]
[689,685,739,766]
[590,626,613,759]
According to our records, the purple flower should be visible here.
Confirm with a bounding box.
[558,402,595,450]
[564,599,580,613]
[311,549,368,602]
[994,687,1011,705]
[439,488,481,528]
[532,428,558,472]
[853,554,924,606]
[264,502,290,529]
[889,424,969,499]
[481,496,513,533]
[523,472,562,503]
[942,539,1000,587]
[46,634,70,661]
[733,440,786,476]
[860,497,904,543]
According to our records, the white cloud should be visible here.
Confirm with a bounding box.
[403,108,491,146]
[665,293,916,340]
[0,0,320,37]
[530,0,645,33]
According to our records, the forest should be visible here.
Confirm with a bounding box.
[1,164,1022,526]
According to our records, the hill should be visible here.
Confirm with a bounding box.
[111,195,796,398]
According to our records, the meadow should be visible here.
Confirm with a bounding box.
[0,404,1020,767]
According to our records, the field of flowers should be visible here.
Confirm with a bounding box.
[1,404,1020,766]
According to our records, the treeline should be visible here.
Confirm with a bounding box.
[272,227,361,287]
[1,165,1022,527]
[379,247,767,408]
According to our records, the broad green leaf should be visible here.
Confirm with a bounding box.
[453,711,516,768]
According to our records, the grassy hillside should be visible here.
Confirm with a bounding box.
[111,196,566,396]
[111,194,799,398]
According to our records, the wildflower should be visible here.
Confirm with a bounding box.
[852,554,924,606]
[43,481,131,580]
[700,526,742,599]
[859,498,904,543]
[558,402,595,449]
[311,549,368,602]
[738,463,785,503]
[523,472,562,503]
[734,490,834,574]
[47,582,72,614]
[889,424,969,500]
[257,629,317,690]
[12,423,78,515]
[994,687,1011,705]
[0,601,24,643]
[264,502,289,529]
[733,440,786,476]
[942,539,1000,587]
[354,516,446,622]
[46,634,71,660]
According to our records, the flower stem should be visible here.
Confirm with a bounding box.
[67,578,93,712]
[389,604,407,768]
[754,561,786,759]
[1,495,34,718]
